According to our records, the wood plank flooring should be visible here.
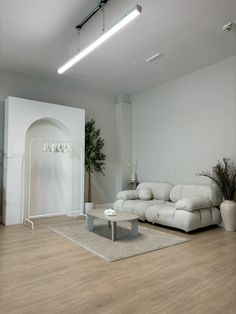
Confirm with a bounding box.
[0,217,236,314]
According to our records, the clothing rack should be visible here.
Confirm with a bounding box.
[24,138,80,230]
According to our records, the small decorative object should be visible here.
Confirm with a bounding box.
[55,144,60,152]
[42,142,71,153]
[60,144,64,153]
[104,209,117,216]
[126,160,138,188]
[130,171,137,184]
[85,119,106,211]
[197,158,236,231]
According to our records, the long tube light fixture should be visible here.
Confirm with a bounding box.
[58,5,142,74]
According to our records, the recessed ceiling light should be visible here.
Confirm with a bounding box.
[222,22,234,32]
[146,52,163,63]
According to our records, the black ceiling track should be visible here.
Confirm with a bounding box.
[76,0,109,30]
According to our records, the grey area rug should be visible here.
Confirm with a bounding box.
[48,219,189,262]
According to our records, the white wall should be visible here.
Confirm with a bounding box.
[132,56,236,185]
[0,69,118,216]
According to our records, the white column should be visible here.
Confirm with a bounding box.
[0,101,4,222]
[115,95,133,194]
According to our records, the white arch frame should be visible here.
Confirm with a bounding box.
[3,97,85,226]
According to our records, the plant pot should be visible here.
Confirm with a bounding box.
[220,200,236,231]
[84,202,94,213]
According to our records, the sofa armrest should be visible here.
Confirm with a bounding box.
[175,197,213,211]
[117,190,138,200]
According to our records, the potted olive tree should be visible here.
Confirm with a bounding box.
[85,119,106,212]
[197,158,236,231]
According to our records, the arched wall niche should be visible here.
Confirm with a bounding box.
[3,97,85,225]
[24,118,74,221]
[26,117,72,139]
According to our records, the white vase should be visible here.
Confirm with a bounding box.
[84,202,94,213]
[220,200,236,231]
[130,171,137,183]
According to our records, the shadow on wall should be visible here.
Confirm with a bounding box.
[84,159,116,204]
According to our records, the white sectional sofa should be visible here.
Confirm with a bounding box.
[113,182,222,232]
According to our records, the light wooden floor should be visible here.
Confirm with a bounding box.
[0,217,236,314]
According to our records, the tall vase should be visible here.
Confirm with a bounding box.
[220,200,236,231]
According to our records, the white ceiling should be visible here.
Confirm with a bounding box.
[0,0,236,95]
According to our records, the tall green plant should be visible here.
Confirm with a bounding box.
[197,158,236,200]
[85,119,106,202]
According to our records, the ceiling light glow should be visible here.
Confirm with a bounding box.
[58,5,142,74]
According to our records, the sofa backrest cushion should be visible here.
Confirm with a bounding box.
[138,188,152,200]
[170,184,221,206]
[137,182,173,200]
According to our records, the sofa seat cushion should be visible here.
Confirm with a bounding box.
[145,204,221,232]
[173,208,221,231]
[145,203,175,226]
[113,199,125,211]
[114,199,165,220]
